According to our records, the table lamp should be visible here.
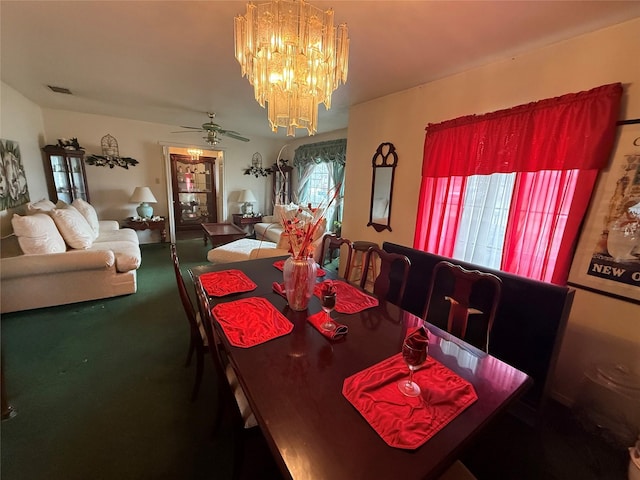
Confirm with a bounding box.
[130,186,157,219]
[238,189,257,216]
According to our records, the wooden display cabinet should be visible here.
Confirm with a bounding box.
[170,154,217,231]
[272,163,293,206]
[42,145,90,203]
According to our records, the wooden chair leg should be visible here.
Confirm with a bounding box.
[231,413,245,480]
[185,336,195,367]
[190,346,204,402]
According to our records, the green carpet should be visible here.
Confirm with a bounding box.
[1,239,279,480]
[1,238,628,480]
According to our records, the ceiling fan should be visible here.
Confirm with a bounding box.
[172,112,250,146]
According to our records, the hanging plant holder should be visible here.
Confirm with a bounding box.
[86,134,139,169]
[244,152,271,177]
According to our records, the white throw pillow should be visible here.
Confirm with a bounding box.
[49,207,96,249]
[11,213,66,254]
[25,198,57,215]
[72,198,100,236]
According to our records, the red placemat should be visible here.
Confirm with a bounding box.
[273,259,326,277]
[199,270,257,297]
[212,297,293,348]
[314,280,378,314]
[342,353,478,449]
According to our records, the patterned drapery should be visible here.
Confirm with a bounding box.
[293,139,347,168]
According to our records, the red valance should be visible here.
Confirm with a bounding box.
[422,83,623,177]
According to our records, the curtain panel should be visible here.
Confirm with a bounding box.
[421,83,622,177]
[414,83,623,284]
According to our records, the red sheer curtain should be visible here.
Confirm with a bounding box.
[414,83,622,283]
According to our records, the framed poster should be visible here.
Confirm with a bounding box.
[0,139,30,210]
[568,121,640,304]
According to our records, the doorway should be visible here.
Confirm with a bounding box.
[163,146,225,244]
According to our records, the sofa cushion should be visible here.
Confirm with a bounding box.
[72,199,100,235]
[88,240,141,272]
[11,213,67,254]
[49,206,97,248]
[96,228,139,245]
[255,222,285,243]
[25,198,57,214]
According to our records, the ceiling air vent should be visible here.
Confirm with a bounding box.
[47,85,72,95]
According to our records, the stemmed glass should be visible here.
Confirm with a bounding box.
[320,281,337,331]
[398,329,429,397]
[321,291,337,331]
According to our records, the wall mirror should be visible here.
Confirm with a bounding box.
[367,142,398,232]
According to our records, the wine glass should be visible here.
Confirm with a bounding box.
[397,333,429,397]
[320,291,337,331]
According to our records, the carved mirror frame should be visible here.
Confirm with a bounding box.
[367,142,398,232]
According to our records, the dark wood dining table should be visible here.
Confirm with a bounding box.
[190,257,532,480]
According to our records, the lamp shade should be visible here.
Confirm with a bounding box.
[238,189,257,203]
[130,186,157,219]
[130,186,157,204]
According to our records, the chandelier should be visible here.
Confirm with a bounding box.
[234,0,349,137]
[187,148,203,160]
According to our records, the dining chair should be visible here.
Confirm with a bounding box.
[192,276,258,479]
[422,261,502,353]
[321,233,354,279]
[170,243,206,402]
[361,245,411,306]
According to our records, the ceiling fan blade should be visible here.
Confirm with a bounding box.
[221,131,250,142]
[171,130,204,134]
[179,125,204,130]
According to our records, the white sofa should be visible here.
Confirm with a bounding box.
[208,203,328,264]
[0,199,141,313]
[253,215,286,243]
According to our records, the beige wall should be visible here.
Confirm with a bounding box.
[0,99,287,242]
[0,83,48,236]
[342,18,640,404]
[40,109,286,230]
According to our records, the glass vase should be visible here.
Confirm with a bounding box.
[283,256,317,311]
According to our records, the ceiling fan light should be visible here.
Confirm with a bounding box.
[234,0,349,137]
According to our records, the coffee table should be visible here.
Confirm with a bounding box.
[201,223,247,247]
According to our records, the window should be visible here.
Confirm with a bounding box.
[304,163,332,207]
[293,139,347,233]
[414,83,622,284]
[453,173,515,269]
